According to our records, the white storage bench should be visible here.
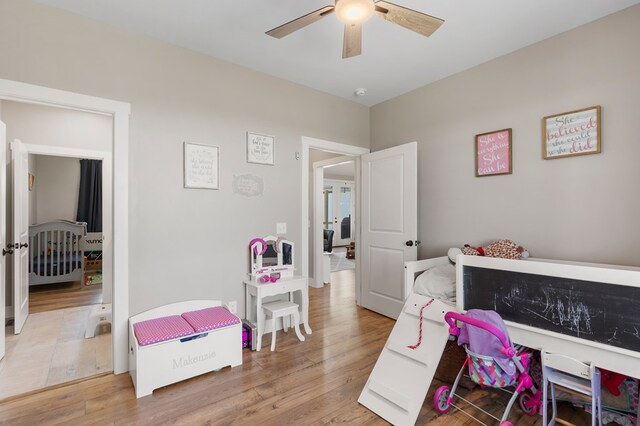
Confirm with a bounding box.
[129,300,242,398]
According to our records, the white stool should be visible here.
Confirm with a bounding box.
[542,352,602,426]
[85,303,112,338]
[261,301,305,351]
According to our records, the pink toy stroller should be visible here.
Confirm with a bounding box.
[433,311,543,426]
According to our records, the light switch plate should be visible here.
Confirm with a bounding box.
[228,301,237,314]
[277,222,287,234]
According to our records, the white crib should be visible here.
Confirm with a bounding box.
[28,220,87,286]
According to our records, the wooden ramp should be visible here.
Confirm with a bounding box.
[358,294,454,425]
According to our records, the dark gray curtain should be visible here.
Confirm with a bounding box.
[76,159,102,232]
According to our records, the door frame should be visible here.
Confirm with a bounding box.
[21,141,113,302]
[313,157,356,289]
[300,137,368,297]
[0,78,130,374]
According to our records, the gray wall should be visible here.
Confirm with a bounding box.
[370,5,640,267]
[0,1,369,316]
[33,155,80,224]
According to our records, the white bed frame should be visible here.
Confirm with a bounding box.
[362,255,640,425]
[29,220,87,286]
[128,300,242,398]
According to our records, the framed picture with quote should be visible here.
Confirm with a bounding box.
[247,132,275,165]
[183,142,219,190]
[543,105,601,159]
[475,128,512,177]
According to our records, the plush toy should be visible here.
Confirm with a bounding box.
[448,239,529,263]
[600,369,627,396]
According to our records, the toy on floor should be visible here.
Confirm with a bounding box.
[448,239,529,262]
[434,309,542,426]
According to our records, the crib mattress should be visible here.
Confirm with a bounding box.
[30,253,83,276]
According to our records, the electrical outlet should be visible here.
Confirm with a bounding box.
[228,301,237,314]
[277,222,287,235]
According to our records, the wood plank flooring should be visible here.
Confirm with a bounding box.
[0,270,589,425]
[29,281,102,314]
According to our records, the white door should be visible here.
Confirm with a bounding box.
[12,140,29,334]
[0,122,6,359]
[361,142,417,319]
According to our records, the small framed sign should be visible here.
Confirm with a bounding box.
[475,128,512,177]
[247,132,275,165]
[543,105,601,159]
[184,142,219,189]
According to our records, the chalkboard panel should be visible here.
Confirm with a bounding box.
[463,266,640,353]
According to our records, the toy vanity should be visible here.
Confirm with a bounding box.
[245,236,312,351]
[249,235,295,283]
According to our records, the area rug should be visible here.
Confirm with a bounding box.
[330,252,355,272]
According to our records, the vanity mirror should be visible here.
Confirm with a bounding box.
[249,235,295,282]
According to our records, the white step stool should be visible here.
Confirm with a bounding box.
[261,300,305,351]
[85,303,112,338]
[542,352,602,425]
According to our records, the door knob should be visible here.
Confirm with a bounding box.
[19,243,28,249]
[405,240,414,247]
[2,248,13,256]
[415,240,421,246]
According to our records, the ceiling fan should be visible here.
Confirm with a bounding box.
[266,0,444,59]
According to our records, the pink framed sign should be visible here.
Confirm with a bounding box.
[475,128,512,177]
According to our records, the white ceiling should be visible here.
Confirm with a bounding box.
[37,0,640,106]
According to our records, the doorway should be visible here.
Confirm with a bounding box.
[300,136,368,302]
[0,99,115,399]
[323,167,355,248]
[0,93,122,399]
[27,154,105,314]
[0,78,130,376]
[321,162,356,281]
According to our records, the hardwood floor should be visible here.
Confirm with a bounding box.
[0,270,589,425]
[29,281,102,314]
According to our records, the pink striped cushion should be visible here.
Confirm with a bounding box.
[133,315,195,346]
[181,307,240,333]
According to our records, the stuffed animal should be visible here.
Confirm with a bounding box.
[600,369,627,396]
[448,239,529,263]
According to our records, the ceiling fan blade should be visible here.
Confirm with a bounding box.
[343,23,362,59]
[266,6,335,39]
[374,1,444,37]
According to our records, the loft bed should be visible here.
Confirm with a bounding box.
[360,255,640,425]
[29,220,87,286]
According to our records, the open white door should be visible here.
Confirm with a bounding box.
[0,122,6,359]
[361,142,417,319]
[11,140,29,334]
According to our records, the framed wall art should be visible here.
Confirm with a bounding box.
[184,142,219,189]
[543,105,601,159]
[247,132,275,165]
[475,128,512,177]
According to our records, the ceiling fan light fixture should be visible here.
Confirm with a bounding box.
[335,0,375,24]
